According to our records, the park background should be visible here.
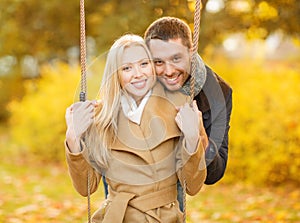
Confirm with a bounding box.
[0,0,299,222]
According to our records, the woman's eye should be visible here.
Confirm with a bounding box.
[141,61,149,67]
[122,66,131,71]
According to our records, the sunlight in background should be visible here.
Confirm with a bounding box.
[0,56,17,77]
[223,35,241,52]
[21,55,39,78]
[206,0,224,13]
[228,0,251,13]
[265,33,282,54]
[222,32,298,60]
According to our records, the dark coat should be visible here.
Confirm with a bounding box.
[195,65,232,184]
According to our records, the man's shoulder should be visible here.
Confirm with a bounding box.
[194,65,232,112]
[204,65,232,96]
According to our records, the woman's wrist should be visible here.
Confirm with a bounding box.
[185,135,200,154]
[66,128,81,153]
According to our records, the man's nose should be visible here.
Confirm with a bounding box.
[164,62,176,77]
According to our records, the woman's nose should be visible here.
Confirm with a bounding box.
[133,65,143,78]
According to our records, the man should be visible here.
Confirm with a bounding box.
[144,16,233,210]
[102,16,232,211]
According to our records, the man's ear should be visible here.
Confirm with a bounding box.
[188,48,193,74]
[189,47,193,57]
[188,47,194,62]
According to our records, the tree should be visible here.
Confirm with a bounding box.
[0,0,299,63]
[197,0,300,51]
[0,0,299,122]
[0,0,80,61]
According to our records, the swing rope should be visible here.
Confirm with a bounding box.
[78,0,202,222]
[79,0,91,223]
[190,0,202,101]
[80,0,87,102]
[183,0,202,222]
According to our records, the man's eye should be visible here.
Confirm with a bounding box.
[154,60,163,65]
[173,56,181,63]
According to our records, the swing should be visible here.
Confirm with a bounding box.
[79,0,203,222]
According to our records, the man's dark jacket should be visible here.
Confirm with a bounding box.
[195,65,232,184]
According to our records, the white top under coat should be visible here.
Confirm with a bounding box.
[120,90,152,125]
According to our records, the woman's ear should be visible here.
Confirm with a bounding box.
[117,71,124,89]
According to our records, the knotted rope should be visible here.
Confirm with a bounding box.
[79,1,91,223]
[183,0,202,222]
[80,0,87,102]
[79,1,203,223]
[190,0,202,101]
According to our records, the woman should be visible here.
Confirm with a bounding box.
[65,34,206,223]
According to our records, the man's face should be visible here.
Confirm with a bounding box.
[148,38,191,91]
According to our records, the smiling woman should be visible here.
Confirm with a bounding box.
[64,33,206,223]
[119,45,156,104]
[71,1,206,222]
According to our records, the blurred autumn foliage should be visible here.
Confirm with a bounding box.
[8,64,80,161]
[6,55,300,187]
[1,1,300,222]
[0,0,300,194]
[1,0,300,120]
[214,57,300,186]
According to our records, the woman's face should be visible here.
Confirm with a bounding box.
[119,45,155,102]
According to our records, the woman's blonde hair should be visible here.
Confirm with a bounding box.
[83,34,155,170]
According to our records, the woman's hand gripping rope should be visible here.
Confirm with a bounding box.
[65,100,98,153]
[175,100,208,153]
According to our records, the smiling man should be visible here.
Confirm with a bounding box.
[144,16,233,210]
[148,38,192,91]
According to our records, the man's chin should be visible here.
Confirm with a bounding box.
[163,82,182,91]
[160,77,183,91]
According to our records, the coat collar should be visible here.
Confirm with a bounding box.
[111,82,189,151]
[180,54,207,96]
[120,90,152,125]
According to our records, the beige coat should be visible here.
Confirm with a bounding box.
[66,82,206,223]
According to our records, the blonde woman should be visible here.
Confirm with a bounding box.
[65,34,206,223]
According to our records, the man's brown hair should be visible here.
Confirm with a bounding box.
[144,17,193,49]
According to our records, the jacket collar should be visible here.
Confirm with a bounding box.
[180,54,207,96]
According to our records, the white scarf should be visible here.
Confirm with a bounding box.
[120,90,152,125]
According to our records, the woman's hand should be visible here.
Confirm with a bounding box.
[65,100,97,153]
[175,100,202,153]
